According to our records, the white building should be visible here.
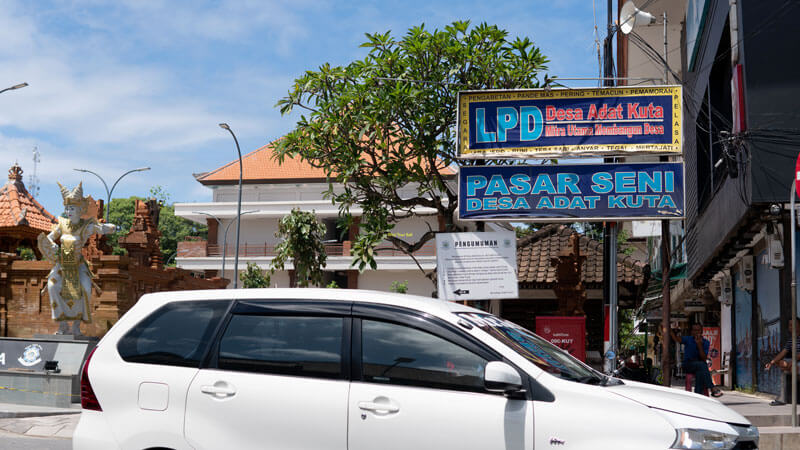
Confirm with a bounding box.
[174,142,461,296]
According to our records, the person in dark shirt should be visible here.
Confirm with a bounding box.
[670,322,722,397]
[764,317,800,405]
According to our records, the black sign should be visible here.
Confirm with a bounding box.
[0,339,59,372]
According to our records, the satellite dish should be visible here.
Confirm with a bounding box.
[619,0,656,35]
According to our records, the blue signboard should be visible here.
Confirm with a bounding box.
[457,86,682,158]
[459,163,684,221]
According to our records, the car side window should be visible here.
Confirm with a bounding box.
[217,315,344,379]
[361,319,488,392]
[117,300,229,367]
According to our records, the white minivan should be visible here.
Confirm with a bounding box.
[73,289,758,450]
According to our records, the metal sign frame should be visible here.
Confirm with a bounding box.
[458,161,686,222]
[457,85,683,159]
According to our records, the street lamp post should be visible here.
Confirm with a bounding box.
[73,167,151,222]
[192,210,258,283]
[218,123,244,288]
[0,82,28,95]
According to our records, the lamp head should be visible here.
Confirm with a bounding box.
[219,123,230,130]
[620,0,656,35]
[11,82,28,90]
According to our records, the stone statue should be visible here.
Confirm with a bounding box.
[37,182,116,336]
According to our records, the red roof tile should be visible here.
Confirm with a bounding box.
[0,164,57,234]
[197,140,456,185]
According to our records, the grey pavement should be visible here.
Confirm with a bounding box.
[0,412,77,440]
[689,387,800,450]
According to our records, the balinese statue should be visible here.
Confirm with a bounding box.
[37,182,116,336]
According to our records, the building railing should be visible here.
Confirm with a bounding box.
[205,241,436,258]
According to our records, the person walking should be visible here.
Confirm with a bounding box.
[764,317,800,406]
[670,322,723,397]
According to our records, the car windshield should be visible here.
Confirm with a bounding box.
[457,312,607,384]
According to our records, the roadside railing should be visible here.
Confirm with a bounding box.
[205,241,436,257]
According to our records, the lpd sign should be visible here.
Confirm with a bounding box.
[457,86,682,158]
[459,162,684,221]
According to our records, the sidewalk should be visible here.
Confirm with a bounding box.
[0,402,79,439]
[693,387,800,449]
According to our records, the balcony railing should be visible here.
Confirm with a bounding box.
[205,241,436,258]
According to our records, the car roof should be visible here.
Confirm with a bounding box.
[137,288,482,319]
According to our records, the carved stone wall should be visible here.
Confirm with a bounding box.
[0,253,228,338]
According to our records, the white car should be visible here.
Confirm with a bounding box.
[73,289,758,450]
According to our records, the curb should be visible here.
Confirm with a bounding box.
[0,410,80,419]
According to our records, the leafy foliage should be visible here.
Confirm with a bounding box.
[326,280,340,289]
[16,246,36,261]
[620,309,646,352]
[240,262,269,288]
[266,208,328,287]
[275,21,551,281]
[390,280,409,294]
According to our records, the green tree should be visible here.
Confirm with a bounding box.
[16,246,36,261]
[240,262,269,288]
[276,21,550,281]
[390,280,409,294]
[266,208,327,287]
[620,309,645,353]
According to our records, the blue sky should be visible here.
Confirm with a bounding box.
[0,0,607,216]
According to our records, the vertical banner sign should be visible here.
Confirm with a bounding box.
[435,231,518,301]
[459,162,684,221]
[457,86,682,159]
[536,316,587,362]
[703,327,722,385]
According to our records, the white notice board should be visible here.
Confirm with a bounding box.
[436,231,518,301]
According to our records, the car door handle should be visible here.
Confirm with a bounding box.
[200,384,236,397]
[358,401,400,413]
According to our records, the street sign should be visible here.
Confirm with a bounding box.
[457,86,682,159]
[435,231,518,301]
[459,162,684,221]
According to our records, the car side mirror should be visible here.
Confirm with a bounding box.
[484,361,524,396]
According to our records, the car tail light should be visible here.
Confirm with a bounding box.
[81,347,102,411]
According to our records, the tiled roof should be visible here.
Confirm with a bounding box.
[197,140,456,185]
[517,224,649,286]
[0,164,57,233]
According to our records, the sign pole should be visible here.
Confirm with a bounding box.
[608,222,618,373]
[791,179,797,427]
[661,219,672,387]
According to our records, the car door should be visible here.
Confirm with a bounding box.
[348,307,533,450]
[184,301,351,450]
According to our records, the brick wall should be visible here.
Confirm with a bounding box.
[0,253,228,338]
[177,239,207,257]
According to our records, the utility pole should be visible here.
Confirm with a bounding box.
[602,0,619,373]
[660,11,673,388]
[29,147,40,198]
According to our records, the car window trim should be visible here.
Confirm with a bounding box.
[232,300,353,315]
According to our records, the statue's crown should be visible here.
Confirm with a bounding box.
[58,182,88,207]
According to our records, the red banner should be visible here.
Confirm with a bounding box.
[536,316,586,362]
[703,327,722,385]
